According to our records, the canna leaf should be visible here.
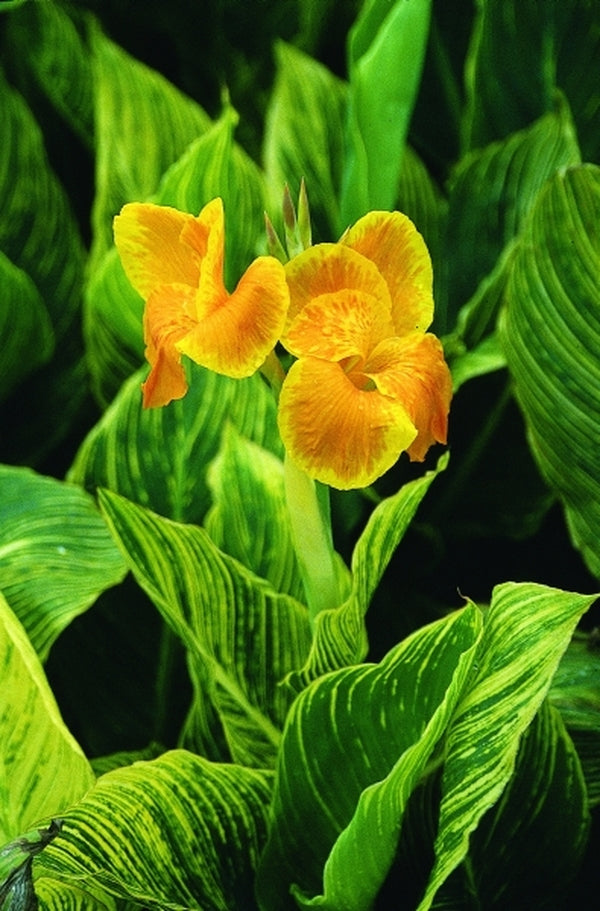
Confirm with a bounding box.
[0,465,127,662]
[500,164,600,578]
[0,594,94,846]
[97,489,312,767]
[256,603,482,911]
[37,751,273,911]
[418,582,596,909]
[69,363,281,526]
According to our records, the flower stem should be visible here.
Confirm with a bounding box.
[284,454,341,627]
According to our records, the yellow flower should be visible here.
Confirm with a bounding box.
[278,210,452,489]
[113,198,290,407]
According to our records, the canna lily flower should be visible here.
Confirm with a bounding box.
[278,210,452,489]
[113,198,290,407]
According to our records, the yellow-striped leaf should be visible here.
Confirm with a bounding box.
[256,603,482,911]
[0,594,94,845]
[500,164,600,577]
[0,466,127,661]
[69,364,281,525]
[37,751,273,911]
[97,489,312,767]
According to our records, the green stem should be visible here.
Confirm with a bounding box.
[284,454,341,627]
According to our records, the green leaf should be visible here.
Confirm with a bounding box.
[37,751,273,911]
[0,594,95,845]
[290,454,448,689]
[419,582,596,909]
[463,0,600,160]
[0,252,54,403]
[97,489,312,767]
[69,364,281,525]
[264,41,347,241]
[341,0,432,227]
[0,465,127,662]
[88,18,211,272]
[205,425,305,602]
[500,164,600,578]
[445,98,580,325]
[256,603,482,911]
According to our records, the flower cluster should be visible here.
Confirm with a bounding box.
[114,198,451,489]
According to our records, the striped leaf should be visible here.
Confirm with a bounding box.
[445,98,580,325]
[0,594,94,845]
[97,489,312,767]
[256,603,482,911]
[341,0,432,227]
[69,364,281,526]
[88,19,211,272]
[500,164,600,577]
[0,252,54,404]
[418,582,596,909]
[463,0,600,161]
[289,453,448,689]
[37,751,273,911]
[205,425,305,602]
[0,466,127,661]
[264,41,347,241]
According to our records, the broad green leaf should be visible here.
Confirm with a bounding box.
[290,453,448,689]
[0,465,127,662]
[341,0,432,227]
[85,110,266,405]
[0,67,87,464]
[88,18,211,272]
[97,489,312,767]
[0,252,54,403]
[445,98,580,325]
[69,364,281,525]
[264,41,347,241]
[37,751,273,911]
[549,635,600,806]
[463,0,600,160]
[500,164,600,578]
[256,603,482,911]
[205,425,305,602]
[419,582,596,909]
[0,594,94,845]
[5,1,94,144]
[36,878,118,911]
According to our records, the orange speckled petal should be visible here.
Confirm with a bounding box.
[180,197,227,315]
[113,203,201,298]
[366,332,452,462]
[141,283,197,408]
[284,243,392,329]
[341,210,434,335]
[178,255,289,378]
[278,357,417,490]
[283,288,395,362]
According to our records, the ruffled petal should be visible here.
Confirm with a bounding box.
[341,211,434,336]
[178,255,289,378]
[141,283,197,408]
[283,243,392,331]
[365,332,452,461]
[284,288,394,363]
[180,197,227,314]
[113,203,201,298]
[278,357,417,489]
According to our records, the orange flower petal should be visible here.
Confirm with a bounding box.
[141,283,197,408]
[283,243,392,331]
[341,211,434,336]
[113,203,201,298]
[178,255,289,378]
[278,357,417,489]
[284,288,395,363]
[179,197,227,313]
[365,332,452,462]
